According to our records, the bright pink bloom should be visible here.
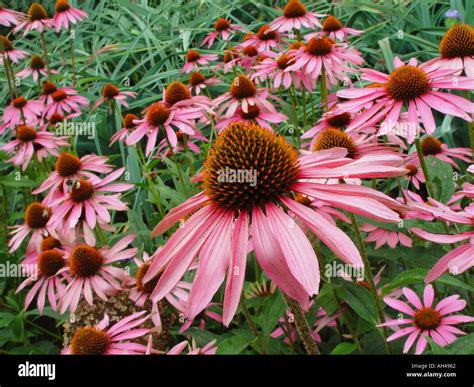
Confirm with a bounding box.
[109,113,140,146]
[0,7,25,26]
[16,248,68,314]
[201,18,244,48]
[14,3,53,36]
[269,0,324,33]
[412,228,474,283]
[143,123,407,326]
[156,129,208,159]
[48,168,133,244]
[0,125,69,171]
[63,311,150,354]
[126,101,203,155]
[286,38,363,85]
[306,15,363,42]
[337,57,474,135]
[168,339,218,355]
[215,104,288,131]
[33,152,113,203]
[93,83,137,109]
[59,235,137,314]
[52,0,88,33]
[0,36,28,64]
[181,49,218,73]
[44,88,89,119]
[240,25,283,52]
[0,96,43,133]
[361,224,412,249]
[379,284,474,354]
[188,72,220,95]
[17,55,57,81]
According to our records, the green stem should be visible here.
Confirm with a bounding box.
[69,28,76,87]
[283,294,320,355]
[320,67,328,112]
[240,296,267,354]
[349,212,392,354]
[414,138,435,198]
[164,133,190,197]
[39,31,51,79]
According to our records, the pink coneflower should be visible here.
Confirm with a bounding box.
[144,122,408,326]
[8,202,52,253]
[306,15,363,42]
[59,235,137,314]
[16,55,53,81]
[0,7,25,26]
[63,311,150,354]
[379,284,474,354]
[228,45,261,72]
[286,37,363,85]
[14,3,53,36]
[162,81,213,115]
[337,57,474,134]
[412,228,474,283]
[252,52,314,91]
[16,248,68,314]
[215,104,288,130]
[1,96,43,132]
[110,113,139,146]
[33,152,113,202]
[406,136,472,170]
[48,167,133,237]
[52,0,88,33]
[201,17,244,48]
[0,125,69,171]
[181,49,218,73]
[424,24,474,77]
[269,0,324,33]
[156,129,208,159]
[240,25,282,52]
[126,101,203,155]
[402,163,425,190]
[213,74,277,117]
[93,83,137,109]
[44,88,89,119]
[168,339,218,355]
[361,223,412,249]
[0,35,28,64]
[303,111,355,140]
[272,306,339,345]
[188,72,220,95]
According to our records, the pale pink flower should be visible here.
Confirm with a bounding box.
[16,248,68,314]
[286,37,364,85]
[412,228,474,283]
[0,7,25,26]
[44,88,89,119]
[181,49,218,73]
[162,80,214,116]
[109,113,139,146]
[0,36,28,64]
[0,125,69,171]
[33,152,113,203]
[168,339,218,355]
[379,284,474,354]
[59,235,137,314]
[361,224,412,249]
[156,129,208,159]
[93,83,137,109]
[17,55,56,81]
[337,57,474,135]
[8,202,53,253]
[48,168,133,243]
[213,74,278,117]
[188,72,220,95]
[63,311,150,354]
[215,104,288,131]
[201,17,244,48]
[52,0,88,33]
[240,25,283,52]
[0,96,43,133]
[269,0,324,33]
[14,3,53,36]
[126,101,203,155]
[306,15,363,42]
[402,163,425,190]
[143,123,407,326]
[423,24,474,77]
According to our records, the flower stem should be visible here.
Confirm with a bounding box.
[283,294,320,355]
[349,212,392,354]
[319,67,329,112]
[240,296,267,354]
[39,31,51,79]
[69,28,76,87]
[414,138,435,198]
[164,133,190,197]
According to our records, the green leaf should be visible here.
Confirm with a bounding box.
[259,291,286,335]
[216,332,253,354]
[337,283,377,324]
[426,156,455,204]
[331,342,357,355]
[445,333,474,354]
